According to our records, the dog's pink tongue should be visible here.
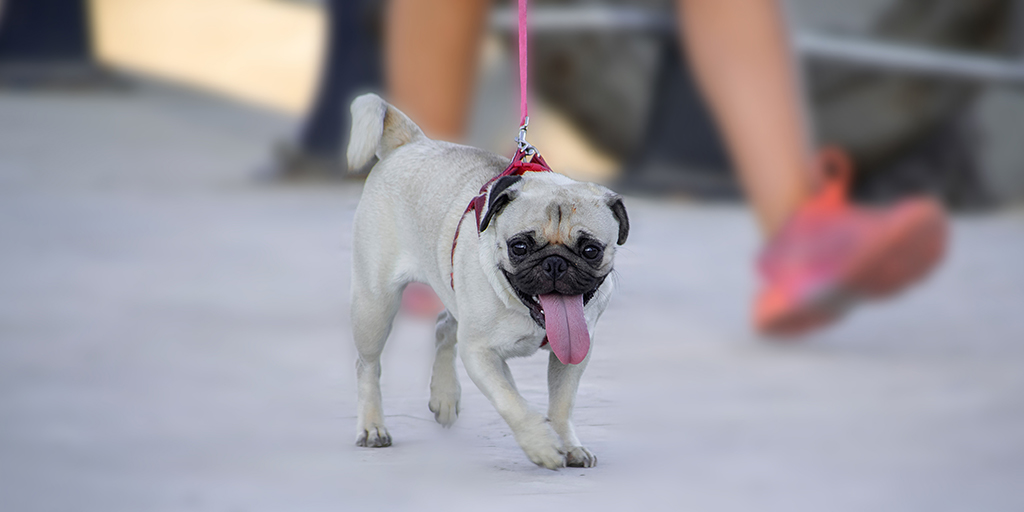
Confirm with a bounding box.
[538,294,590,365]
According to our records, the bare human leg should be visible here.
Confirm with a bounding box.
[677,0,813,236]
[677,0,947,335]
[385,0,490,141]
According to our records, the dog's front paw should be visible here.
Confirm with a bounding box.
[515,417,566,470]
[522,440,565,470]
[355,424,392,448]
[565,446,597,468]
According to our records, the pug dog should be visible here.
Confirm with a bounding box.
[347,94,628,469]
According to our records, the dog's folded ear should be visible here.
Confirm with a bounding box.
[479,175,522,232]
[607,195,629,245]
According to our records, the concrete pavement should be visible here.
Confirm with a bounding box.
[1,84,1023,511]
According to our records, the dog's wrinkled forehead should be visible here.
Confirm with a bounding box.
[491,173,622,246]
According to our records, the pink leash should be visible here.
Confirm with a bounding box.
[450,0,553,289]
[518,0,529,127]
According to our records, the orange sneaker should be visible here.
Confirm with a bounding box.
[754,147,948,337]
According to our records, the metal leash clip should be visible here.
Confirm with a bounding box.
[514,116,537,159]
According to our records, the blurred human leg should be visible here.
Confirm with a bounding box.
[385,0,489,140]
[677,0,948,336]
[677,0,813,235]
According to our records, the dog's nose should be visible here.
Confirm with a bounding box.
[541,255,568,281]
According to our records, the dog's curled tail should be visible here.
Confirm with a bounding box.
[347,93,425,172]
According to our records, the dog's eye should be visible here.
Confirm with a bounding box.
[510,242,529,256]
[581,245,602,260]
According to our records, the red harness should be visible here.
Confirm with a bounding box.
[450,147,552,289]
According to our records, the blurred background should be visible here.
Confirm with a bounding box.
[1,1,1023,510]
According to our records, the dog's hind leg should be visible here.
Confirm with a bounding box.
[429,310,461,427]
[351,282,402,448]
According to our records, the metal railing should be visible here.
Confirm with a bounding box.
[490,4,1024,86]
